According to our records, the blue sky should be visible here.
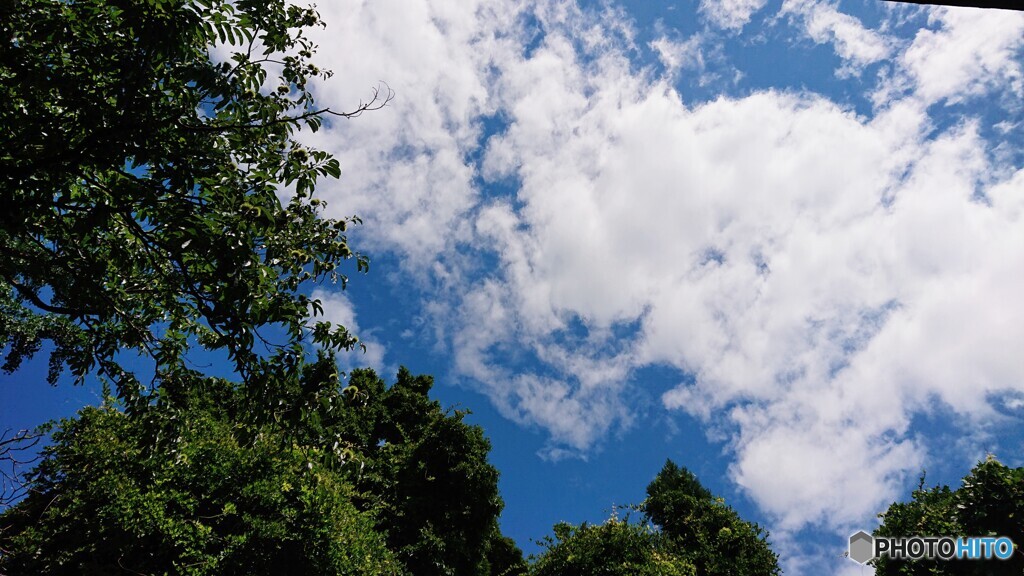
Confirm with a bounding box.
[3,1,1024,574]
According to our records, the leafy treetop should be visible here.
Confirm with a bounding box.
[644,460,780,576]
[528,460,780,576]
[529,514,695,576]
[0,363,526,576]
[0,0,391,405]
[0,373,403,576]
[334,368,520,576]
[873,456,1024,575]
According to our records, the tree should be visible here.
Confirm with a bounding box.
[333,368,522,576]
[528,461,779,576]
[529,515,695,576]
[0,374,402,575]
[486,535,530,576]
[643,460,780,576]
[873,456,1024,575]
[0,362,525,576]
[0,3,531,573]
[0,0,391,405]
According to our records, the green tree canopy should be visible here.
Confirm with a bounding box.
[487,535,530,576]
[873,456,1024,575]
[0,363,525,575]
[528,461,779,576]
[335,368,523,576]
[644,460,780,576]
[0,0,390,405]
[529,515,695,576]
[0,374,401,575]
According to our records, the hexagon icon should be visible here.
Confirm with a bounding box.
[849,531,874,564]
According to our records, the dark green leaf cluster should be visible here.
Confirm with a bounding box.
[331,368,523,576]
[644,460,780,576]
[0,0,390,405]
[873,457,1024,575]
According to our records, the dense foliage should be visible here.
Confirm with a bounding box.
[0,376,401,575]
[528,460,779,576]
[335,368,519,576]
[873,457,1024,575]
[0,0,388,404]
[644,461,780,576]
[530,516,694,576]
[0,364,525,575]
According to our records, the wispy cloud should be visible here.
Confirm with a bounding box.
[782,0,893,74]
[650,34,709,82]
[700,0,769,31]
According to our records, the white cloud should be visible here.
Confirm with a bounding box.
[299,0,1024,558]
[727,395,926,530]
[483,71,939,494]
[782,0,892,73]
[650,35,705,77]
[880,7,1024,106]
[300,0,528,269]
[700,0,769,31]
[472,10,1024,533]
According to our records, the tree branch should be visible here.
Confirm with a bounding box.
[178,83,394,132]
[5,277,81,316]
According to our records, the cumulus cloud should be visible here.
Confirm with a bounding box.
[299,0,527,267]
[300,0,1024,558]
[877,6,1024,106]
[476,3,1024,531]
[482,74,942,516]
[483,60,1024,524]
